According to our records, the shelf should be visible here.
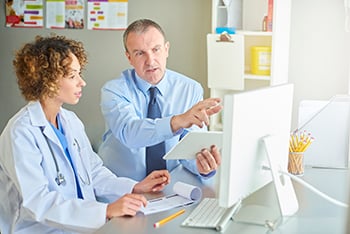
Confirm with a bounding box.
[244,73,270,81]
[236,30,272,36]
[209,0,292,130]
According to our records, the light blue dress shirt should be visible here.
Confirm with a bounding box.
[99,69,212,181]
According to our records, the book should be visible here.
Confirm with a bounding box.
[267,0,273,32]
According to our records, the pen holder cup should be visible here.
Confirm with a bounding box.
[288,152,304,176]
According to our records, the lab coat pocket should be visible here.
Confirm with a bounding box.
[76,146,92,186]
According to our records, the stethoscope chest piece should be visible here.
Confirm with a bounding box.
[55,172,66,186]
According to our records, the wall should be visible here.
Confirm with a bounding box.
[289,0,350,129]
[1,0,350,149]
[0,0,211,150]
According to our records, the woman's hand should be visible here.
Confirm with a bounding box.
[133,170,170,193]
[106,193,147,219]
[106,170,170,219]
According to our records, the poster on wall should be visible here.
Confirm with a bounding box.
[46,0,84,29]
[65,0,84,29]
[46,0,65,28]
[5,0,44,28]
[87,0,127,30]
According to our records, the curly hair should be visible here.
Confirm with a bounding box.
[13,34,88,101]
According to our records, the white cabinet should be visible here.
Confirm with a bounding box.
[208,0,291,130]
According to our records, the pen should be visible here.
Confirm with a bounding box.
[153,209,185,228]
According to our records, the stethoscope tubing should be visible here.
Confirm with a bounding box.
[43,134,90,186]
[44,134,66,186]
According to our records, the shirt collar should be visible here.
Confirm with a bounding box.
[134,70,168,97]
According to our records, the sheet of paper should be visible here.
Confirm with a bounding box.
[140,182,202,215]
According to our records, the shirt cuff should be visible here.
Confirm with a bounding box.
[200,170,216,178]
[156,116,177,138]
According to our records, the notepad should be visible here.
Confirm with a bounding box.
[140,182,202,215]
[163,131,223,160]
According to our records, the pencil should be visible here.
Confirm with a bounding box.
[289,131,314,152]
[153,209,185,228]
[299,137,314,152]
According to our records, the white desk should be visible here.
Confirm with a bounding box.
[94,166,349,234]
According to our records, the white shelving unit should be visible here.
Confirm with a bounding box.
[208,0,292,130]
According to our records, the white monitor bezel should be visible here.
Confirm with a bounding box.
[218,83,298,217]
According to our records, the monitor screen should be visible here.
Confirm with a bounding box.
[218,84,295,210]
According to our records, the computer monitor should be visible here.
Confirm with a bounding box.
[218,83,298,221]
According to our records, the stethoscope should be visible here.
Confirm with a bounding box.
[44,135,91,186]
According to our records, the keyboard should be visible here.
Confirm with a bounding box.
[182,198,241,230]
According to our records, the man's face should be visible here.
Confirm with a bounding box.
[125,27,169,85]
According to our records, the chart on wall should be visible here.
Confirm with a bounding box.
[46,0,84,29]
[5,0,44,28]
[4,0,128,30]
[87,0,128,30]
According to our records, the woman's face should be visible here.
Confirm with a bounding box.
[55,53,86,106]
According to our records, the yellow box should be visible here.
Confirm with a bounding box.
[251,46,271,75]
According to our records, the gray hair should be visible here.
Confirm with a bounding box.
[123,19,166,52]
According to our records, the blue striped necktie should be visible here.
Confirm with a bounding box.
[146,87,166,175]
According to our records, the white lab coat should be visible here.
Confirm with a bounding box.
[0,101,137,234]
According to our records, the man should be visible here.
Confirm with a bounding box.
[99,19,222,181]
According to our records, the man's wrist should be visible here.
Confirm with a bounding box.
[170,115,182,133]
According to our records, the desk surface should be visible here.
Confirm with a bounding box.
[94,166,349,234]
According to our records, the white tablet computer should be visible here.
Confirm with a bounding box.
[163,131,223,160]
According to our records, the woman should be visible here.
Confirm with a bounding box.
[0,35,170,233]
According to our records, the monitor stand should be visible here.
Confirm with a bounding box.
[233,135,299,230]
[263,134,299,217]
